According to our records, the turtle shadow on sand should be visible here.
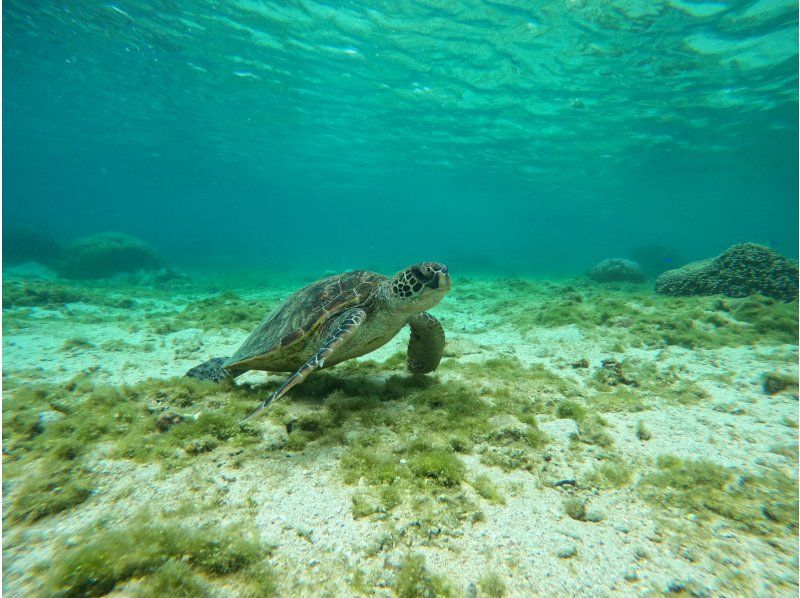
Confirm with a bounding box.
[222,366,437,424]
[158,351,440,439]
[287,368,436,404]
[152,360,441,442]
[230,367,441,453]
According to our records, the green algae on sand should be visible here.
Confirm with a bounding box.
[490,281,798,350]
[640,455,799,537]
[2,374,265,523]
[42,513,276,597]
[393,553,454,598]
[2,353,561,538]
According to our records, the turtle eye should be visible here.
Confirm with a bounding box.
[412,265,432,280]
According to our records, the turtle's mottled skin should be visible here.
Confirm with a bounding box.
[186,262,450,419]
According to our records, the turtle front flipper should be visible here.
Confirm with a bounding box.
[242,308,367,421]
[407,312,445,374]
[185,358,247,382]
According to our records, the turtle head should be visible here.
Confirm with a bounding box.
[388,262,450,312]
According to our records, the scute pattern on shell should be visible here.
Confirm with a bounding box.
[224,270,387,367]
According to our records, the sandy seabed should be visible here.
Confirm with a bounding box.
[3,266,798,597]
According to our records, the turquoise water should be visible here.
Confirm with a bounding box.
[3,3,799,597]
[4,0,798,274]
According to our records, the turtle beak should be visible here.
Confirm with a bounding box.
[430,269,451,292]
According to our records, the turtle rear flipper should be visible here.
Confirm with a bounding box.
[185,357,246,382]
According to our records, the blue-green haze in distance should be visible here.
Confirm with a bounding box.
[4,0,797,275]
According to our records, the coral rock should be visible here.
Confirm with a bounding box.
[588,258,645,283]
[57,232,165,279]
[655,243,798,302]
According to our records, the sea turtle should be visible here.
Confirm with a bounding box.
[186,262,451,420]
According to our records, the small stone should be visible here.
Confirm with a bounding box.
[681,547,697,562]
[553,479,577,488]
[564,499,587,521]
[184,435,217,455]
[636,421,652,441]
[624,568,639,582]
[667,578,690,593]
[156,411,185,432]
[647,531,663,543]
[557,545,577,559]
[296,527,313,541]
[633,546,649,560]
[585,510,605,523]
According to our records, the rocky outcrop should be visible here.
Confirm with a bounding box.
[588,258,645,283]
[57,233,165,280]
[655,243,798,302]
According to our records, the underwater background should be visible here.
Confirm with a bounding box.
[3,1,799,597]
[4,0,798,275]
